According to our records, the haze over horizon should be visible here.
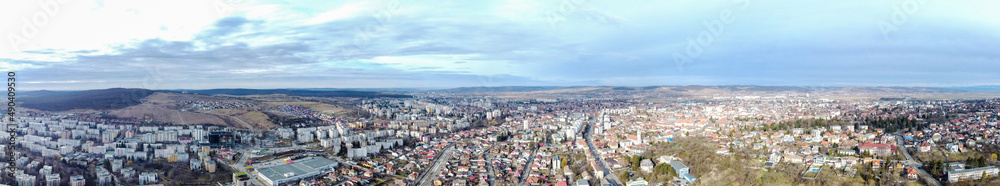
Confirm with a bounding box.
[3,0,1000,90]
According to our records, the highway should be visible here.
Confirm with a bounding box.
[895,134,941,186]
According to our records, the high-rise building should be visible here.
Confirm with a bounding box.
[16,173,36,186]
[40,165,53,177]
[70,175,86,186]
[97,167,113,186]
[46,174,61,186]
[140,172,158,185]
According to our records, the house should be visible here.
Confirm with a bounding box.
[768,151,782,163]
[907,168,919,180]
[838,148,856,156]
[947,143,962,153]
[607,159,623,169]
[784,154,804,164]
[555,180,568,186]
[640,159,654,173]
[918,142,933,152]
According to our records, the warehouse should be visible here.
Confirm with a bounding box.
[256,157,338,186]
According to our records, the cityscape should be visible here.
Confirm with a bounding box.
[3,0,1000,186]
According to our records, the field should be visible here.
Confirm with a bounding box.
[260,101,351,115]
[212,109,278,129]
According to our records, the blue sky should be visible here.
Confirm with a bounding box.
[2,0,999,90]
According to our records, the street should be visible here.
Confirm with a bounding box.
[484,152,497,186]
[518,146,539,185]
[895,134,942,186]
[585,122,622,186]
[417,144,455,186]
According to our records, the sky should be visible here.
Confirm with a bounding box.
[2,0,999,90]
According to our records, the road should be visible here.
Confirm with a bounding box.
[585,122,622,186]
[229,115,254,129]
[484,152,497,186]
[417,144,455,186]
[226,148,265,186]
[895,135,942,186]
[518,146,539,185]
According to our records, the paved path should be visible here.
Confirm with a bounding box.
[175,110,186,125]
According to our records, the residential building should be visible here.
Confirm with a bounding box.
[948,166,999,183]
[70,175,86,186]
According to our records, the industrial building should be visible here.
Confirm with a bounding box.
[256,157,338,186]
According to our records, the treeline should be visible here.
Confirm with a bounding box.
[186,89,412,98]
[622,154,676,183]
[761,118,852,131]
[496,131,512,142]
[923,160,948,177]
[861,116,926,133]
[966,156,990,168]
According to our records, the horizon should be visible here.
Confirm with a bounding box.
[3,0,1000,90]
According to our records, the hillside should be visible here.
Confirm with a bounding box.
[186,89,412,98]
[442,86,588,92]
[19,88,158,111]
[108,92,233,127]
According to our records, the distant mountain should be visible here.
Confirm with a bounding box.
[441,86,589,92]
[184,89,412,98]
[449,85,967,95]
[19,88,158,111]
[939,86,1000,92]
[291,88,433,92]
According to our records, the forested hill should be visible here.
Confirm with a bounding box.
[19,88,158,111]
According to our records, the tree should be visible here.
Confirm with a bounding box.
[990,153,998,164]
[561,156,568,168]
[337,142,348,156]
[655,163,676,180]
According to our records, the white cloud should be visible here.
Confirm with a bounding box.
[3,0,1000,90]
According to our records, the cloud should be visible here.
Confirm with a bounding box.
[3,0,1000,90]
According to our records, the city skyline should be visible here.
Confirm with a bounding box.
[3,0,1000,90]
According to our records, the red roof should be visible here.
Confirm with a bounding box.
[860,142,890,149]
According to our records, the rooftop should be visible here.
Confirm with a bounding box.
[257,157,338,181]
